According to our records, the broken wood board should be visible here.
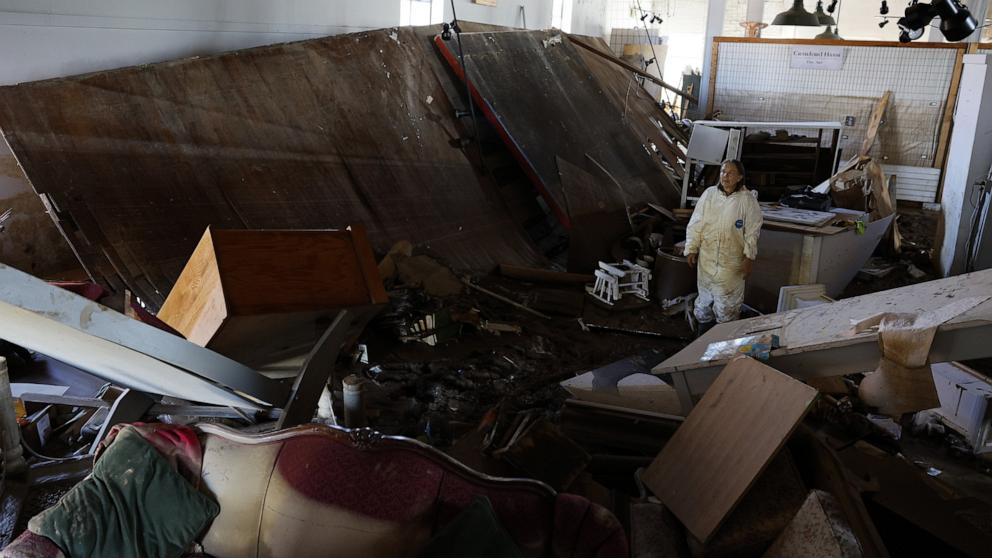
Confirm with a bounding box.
[435,30,678,229]
[860,92,892,158]
[0,26,544,309]
[764,490,862,558]
[0,299,258,409]
[761,204,837,227]
[643,356,818,543]
[789,427,889,558]
[690,449,808,556]
[656,269,992,411]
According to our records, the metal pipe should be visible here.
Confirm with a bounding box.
[342,375,367,428]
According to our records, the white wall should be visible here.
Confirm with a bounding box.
[570,0,609,37]
[605,0,710,91]
[0,1,403,85]
[444,0,554,30]
[940,54,992,276]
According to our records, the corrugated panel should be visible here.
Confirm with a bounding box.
[0,27,545,309]
[882,164,941,203]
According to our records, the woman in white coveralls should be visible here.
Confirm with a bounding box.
[684,159,762,332]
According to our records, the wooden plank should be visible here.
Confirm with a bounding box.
[934,47,966,173]
[707,41,719,117]
[642,356,819,543]
[568,36,697,102]
[789,427,891,558]
[764,490,861,558]
[860,91,892,158]
[712,37,967,50]
[655,270,992,377]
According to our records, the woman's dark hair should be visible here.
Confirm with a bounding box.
[722,159,746,189]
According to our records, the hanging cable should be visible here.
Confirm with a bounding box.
[634,0,671,111]
[445,0,486,173]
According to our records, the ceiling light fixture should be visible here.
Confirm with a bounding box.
[897,0,977,42]
[813,1,837,25]
[771,0,823,26]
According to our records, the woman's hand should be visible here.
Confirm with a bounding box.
[687,253,697,268]
[743,258,754,278]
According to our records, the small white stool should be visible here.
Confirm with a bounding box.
[586,260,652,305]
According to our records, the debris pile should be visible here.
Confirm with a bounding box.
[0,22,985,558]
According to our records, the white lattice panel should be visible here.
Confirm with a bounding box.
[712,41,958,167]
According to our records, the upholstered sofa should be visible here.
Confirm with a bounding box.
[3,423,628,558]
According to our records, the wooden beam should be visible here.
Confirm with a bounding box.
[860,91,892,158]
[712,37,968,50]
[568,36,698,103]
[707,41,720,117]
[934,48,966,173]
[643,357,818,543]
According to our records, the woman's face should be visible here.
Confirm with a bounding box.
[720,163,742,191]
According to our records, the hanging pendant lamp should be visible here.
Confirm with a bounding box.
[771,0,822,26]
[815,25,843,39]
[813,1,837,25]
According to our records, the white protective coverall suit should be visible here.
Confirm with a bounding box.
[684,185,763,323]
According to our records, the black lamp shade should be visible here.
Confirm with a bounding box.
[815,25,843,39]
[813,2,837,25]
[935,0,978,41]
[772,0,823,26]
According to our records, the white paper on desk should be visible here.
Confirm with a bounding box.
[11,383,69,398]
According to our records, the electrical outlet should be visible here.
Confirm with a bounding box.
[844,116,856,126]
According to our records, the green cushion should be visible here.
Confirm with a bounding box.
[30,428,219,558]
[418,496,524,558]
